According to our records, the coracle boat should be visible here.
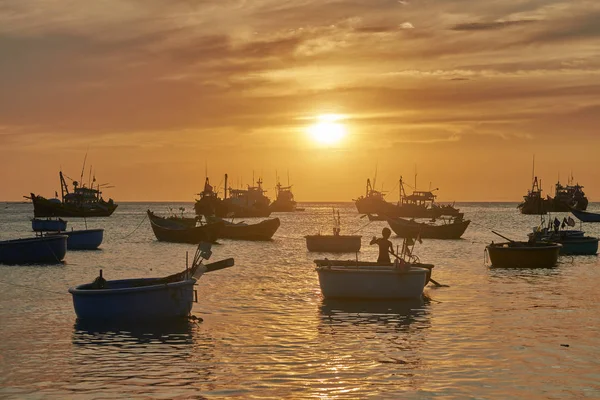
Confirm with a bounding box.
[32,217,104,250]
[528,223,598,256]
[570,208,600,223]
[305,210,361,252]
[486,241,562,268]
[32,218,67,232]
[148,210,223,244]
[314,259,434,286]
[387,216,470,239]
[314,261,429,299]
[68,244,234,321]
[0,235,68,264]
[29,170,117,217]
[206,216,280,241]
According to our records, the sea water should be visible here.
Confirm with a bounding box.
[1,202,599,399]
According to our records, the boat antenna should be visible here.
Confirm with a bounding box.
[531,155,535,185]
[373,164,378,190]
[88,165,92,189]
[80,150,88,186]
[287,170,290,186]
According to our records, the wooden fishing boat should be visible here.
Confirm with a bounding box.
[31,217,67,232]
[486,241,561,268]
[570,208,600,223]
[387,217,470,239]
[305,209,361,252]
[148,210,223,244]
[270,174,298,212]
[0,235,68,264]
[206,216,280,240]
[314,262,428,299]
[29,168,117,217]
[69,245,234,320]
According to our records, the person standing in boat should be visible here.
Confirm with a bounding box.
[370,228,394,263]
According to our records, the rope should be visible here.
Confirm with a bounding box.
[121,213,148,239]
[0,279,68,297]
[350,220,373,235]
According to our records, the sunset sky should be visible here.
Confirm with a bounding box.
[1,0,599,202]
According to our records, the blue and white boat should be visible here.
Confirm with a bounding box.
[529,227,598,256]
[0,235,68,264]
[69,244,234,321]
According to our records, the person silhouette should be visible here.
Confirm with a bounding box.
[370,227,394,263]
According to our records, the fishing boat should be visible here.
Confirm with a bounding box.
[355,176,458,219]
[148,210,223,244]
[486,241,561,268]
[305,210,361,252]
[528,219,598,255]
[518,175,549,215]
[270,174,298,212]
[547,179,588,212]
[31,218,67,232]
[223,177,272,218]
[68,244,234,320]
[194,176,229,217]
[0,235,68,264]
[387,216,470,239]
[570,208,600,223]
[314,261,429,299]
[29,169,117,217]
[205,216,280,241]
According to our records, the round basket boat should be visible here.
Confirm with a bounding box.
[486,241,562,268]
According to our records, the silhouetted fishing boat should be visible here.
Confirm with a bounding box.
[29,169,117,217]
[305,210,361,252]
[206,216,280,241]
[570,208,600,223]
[486,241,561,268]
[148,210,223,243]
[194,176,229,217]
[69,244,234,320]
[387,216,470,239]
[0,235,67,264]
[355,176,458,219]
[547,178,588,212]
[528,218,598,255]
[270,175,297,212]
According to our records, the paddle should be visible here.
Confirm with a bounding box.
[388,250,446,287]
[491,231,515,242]
[192,258,235,278]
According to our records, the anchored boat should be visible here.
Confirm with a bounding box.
[0,235,68,264]
[305,210,361,252]
[486,241,562,268]
[69,244,234,321]
[206,216,280,241]
[148,210,223,244]
[387,216,470,239]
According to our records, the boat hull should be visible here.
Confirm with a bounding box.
[305,235,362,252]
[149,216,223,244]
[487,242,561,268]
[387,218,470,239]
[556,237,599,255]
[314,259,434,285]
[69,278,196,320]
[218,218,280,240]
[316,265,428,299]
[31,194,117,217]
[355,198,440,219]
[571,208,600,223]
[0,235,67,264]
[65,229,104,250]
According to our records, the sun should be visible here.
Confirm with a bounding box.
[307,114,347,145]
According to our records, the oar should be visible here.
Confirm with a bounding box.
[388,250,446,287]
[491,231,514,242]
[192,258,235,278]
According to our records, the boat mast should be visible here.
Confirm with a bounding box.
[224,174,228,199]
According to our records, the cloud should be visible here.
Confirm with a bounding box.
[451,19,538,31]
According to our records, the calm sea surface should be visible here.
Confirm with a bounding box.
[1,202,600,399]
